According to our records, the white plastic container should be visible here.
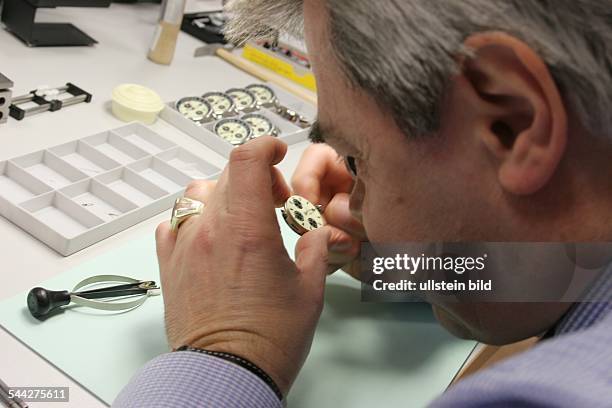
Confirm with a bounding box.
[160,83,316,158]
[0,123,221,256]
[112,84,165,125]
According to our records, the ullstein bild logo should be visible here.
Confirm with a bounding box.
[363,242,612,302]
[371,253,488,275]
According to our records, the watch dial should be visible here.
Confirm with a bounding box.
[243,114,275,138]
[214,119,252,146]
[246,84,277,106]
[284,195,325,233]
[226,88,257,111]
[176,97,212,123]
[202,92,235,117]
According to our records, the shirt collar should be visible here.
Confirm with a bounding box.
[554,263,612,335]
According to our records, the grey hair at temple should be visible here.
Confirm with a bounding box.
[224,0,612,140]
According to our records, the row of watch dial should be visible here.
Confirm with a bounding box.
[176,84,279,145]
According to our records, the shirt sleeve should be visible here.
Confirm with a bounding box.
[430,311,612,407]
[112,351,282,408]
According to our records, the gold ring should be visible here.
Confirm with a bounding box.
[171,197,205,231]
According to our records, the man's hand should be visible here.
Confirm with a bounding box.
[292,144,366,278]
[156,137,332,396]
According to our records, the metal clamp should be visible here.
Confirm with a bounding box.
[9,83,92,120]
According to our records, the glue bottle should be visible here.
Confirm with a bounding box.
[147,0,187,65]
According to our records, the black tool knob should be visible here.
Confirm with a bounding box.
[27,288,71,318]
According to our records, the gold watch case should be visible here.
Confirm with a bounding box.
[281,195,325,235]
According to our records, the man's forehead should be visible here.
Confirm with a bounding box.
[303,0,370,153]
[303,0,334,65]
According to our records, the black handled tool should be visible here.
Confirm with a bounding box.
[27,275,159,319]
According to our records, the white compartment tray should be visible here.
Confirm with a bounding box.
[160,83,316,158]
[0,123,221,256]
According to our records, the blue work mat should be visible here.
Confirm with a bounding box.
[0,212,476,407]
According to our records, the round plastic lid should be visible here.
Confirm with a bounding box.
[112,84,164,113]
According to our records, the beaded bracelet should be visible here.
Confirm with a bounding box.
[176,346,283,401]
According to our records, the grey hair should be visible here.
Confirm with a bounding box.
[225,0,612,139]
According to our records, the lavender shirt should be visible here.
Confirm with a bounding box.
[114,270,612,407]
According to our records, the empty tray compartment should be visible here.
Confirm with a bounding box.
[113,123,176,155]
[95,168,169,207]
[49,140,122,176]
[0,161,53,203]
[156,147,221,180]
[60,179,139,222]
[21,192,104,239]
[128,157,193,194]
[12,150,88,189]
[82,131,149,164]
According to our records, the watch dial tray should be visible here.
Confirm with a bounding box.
[0,123,221,256]
[160,82,316,158]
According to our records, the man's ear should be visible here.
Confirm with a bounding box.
[460,32,568,195]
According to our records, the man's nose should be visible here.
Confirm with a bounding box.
[349,179,364,222]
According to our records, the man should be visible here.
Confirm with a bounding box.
[114,0,612,406]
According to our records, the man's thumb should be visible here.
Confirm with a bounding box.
[295,227,332,285]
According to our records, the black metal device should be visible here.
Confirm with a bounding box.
[9,82,92,120]
[0,73,13,124]
[181,11,227,45]
[1,0,111,47]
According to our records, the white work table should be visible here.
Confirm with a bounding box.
[0,2,309,407]
[0,3,477,407]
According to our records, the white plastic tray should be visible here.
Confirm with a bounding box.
[0,123,221,256]
[160,83,316,158]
